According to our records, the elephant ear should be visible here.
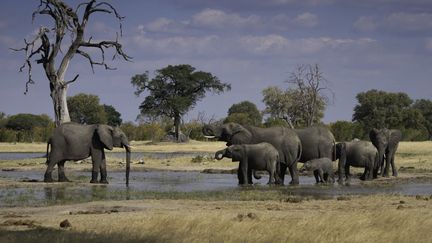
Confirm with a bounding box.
[97,125,114,150]
[230,124,252,144]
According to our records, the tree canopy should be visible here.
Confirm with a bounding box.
[6,113,52,131]
[412,99,432,139]
[352,89,420,130]
[68,93,107,125]
[131,64,231,141]
[224,101,262,126]
[104,105,123,126]
[262,64,330,128]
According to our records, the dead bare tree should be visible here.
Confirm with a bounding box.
[287,64,334,127]
[12,0,131,126]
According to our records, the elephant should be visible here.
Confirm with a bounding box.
[299,158,335,183]
[203,122,302,184]
[44,122,131,185]
[335,140,378,182]
[214,142,280,185]
[369,128,402,177]
[295,126,336,162]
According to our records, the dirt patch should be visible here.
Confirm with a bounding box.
[0,219,40,228]
[69,206,139,215]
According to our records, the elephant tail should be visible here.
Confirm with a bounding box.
[45,138,52,164]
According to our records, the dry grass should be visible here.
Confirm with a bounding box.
[1,195,431,242]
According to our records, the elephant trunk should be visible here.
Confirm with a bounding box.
[376,148,385,176]
[124,144,131,186]
[215,149,226,160]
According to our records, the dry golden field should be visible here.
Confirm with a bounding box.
[0,141,431,242]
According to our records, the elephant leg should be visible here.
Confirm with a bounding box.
[99,151,109,184]
[313,171,320,183]
[268,169,274,185]
[345,163,351,182]
[90,149,102,183]
[247,168,253,185]
[389,150,398,177]
[279,163,288,185]
[288,163,299,185]
[57,160,71,182]
[382,152,391,177]
[318,169,324,183]
[44,153,61,182]
[238,160,248,185]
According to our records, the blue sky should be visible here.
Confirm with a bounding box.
[0,0,431,123]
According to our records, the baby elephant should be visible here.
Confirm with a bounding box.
[299,158,335,184]
[215,142,280,185]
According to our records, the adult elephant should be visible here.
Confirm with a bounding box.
[335,140,378,182]
[203,122,302,184]
[294,126,336,162]
[369,128,402,177]
[44,122,131,185]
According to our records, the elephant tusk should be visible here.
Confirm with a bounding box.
[204,135,216,139]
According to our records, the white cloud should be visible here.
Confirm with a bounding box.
[191,8,261,28]
[293,12,318,27]
[140,17,186,34]
[355,12,432,33]
[384,12,432,32]
[239,35,376,56]
[354,16,377,32]
[130,34,221,56]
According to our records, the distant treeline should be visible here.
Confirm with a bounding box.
[1,89,431,143]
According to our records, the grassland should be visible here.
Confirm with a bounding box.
[0,141,432,242]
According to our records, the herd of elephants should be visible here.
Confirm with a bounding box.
[42,122,402,186]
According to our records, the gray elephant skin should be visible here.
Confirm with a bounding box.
[336,140,378,182]
[369,128,402,177]
[295,126,336,162]
[215,142,280,185]
[44,122,131,185]
[299,158,335,183]
[203,122,302,184]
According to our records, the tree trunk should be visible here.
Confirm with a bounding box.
[50,81,71,127]
[174,114,181,142]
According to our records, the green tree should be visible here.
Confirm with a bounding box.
[352,90,420,132]
[330,121,364,142]
[224,101,262,126]
[103,105,123,126]
[68,93,107,124]
[413,99,432,140]
[6,113,53,142]
[131,64,231,142]
[0,112,7,128]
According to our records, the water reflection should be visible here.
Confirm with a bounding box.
[0,170,431,207]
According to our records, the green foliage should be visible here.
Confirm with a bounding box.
[262,86,326,128]
[68,93,107,124]
[1,113,54,142]
[225,101,262,126]
[412,99,432,140]
[353,90,418,131]
[6,113,52,131]
[103,105,123,126]
[330,121,365,141]
[263,117,288,128]
[182,121,205,141]
[131,64,231,140]
[120,122,166,142]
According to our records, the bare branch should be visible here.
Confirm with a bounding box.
[63,74,79,86]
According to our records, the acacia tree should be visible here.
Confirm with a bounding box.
[13,0,131,126]
[131,64,231,142]
[287,64,332,127]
